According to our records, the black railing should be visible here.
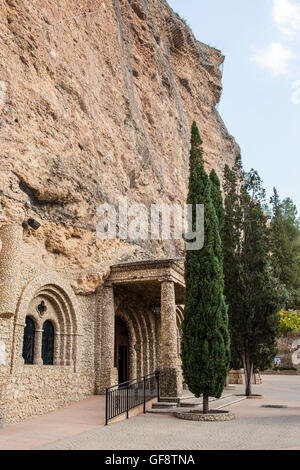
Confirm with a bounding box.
[105,371,160,425]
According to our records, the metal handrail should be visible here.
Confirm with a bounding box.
[106,372,159,391]
[105,371,160,425]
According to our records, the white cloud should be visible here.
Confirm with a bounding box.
[272,0,300,39]
[250,42,295,76]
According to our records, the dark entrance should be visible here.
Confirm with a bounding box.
[115,317,129,384]
[42,320,54,365]
[22,316,35,364]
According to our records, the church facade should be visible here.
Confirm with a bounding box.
[0,224,185,423]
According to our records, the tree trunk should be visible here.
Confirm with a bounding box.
[203,395,209,414]
[243,354,253,396]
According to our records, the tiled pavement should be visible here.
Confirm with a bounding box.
[0,396,106,450]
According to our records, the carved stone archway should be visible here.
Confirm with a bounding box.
[11,273,82,372]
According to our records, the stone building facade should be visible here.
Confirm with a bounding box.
[0,224,185,423]
[0,0,240,424]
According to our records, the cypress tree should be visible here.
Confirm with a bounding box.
[209,168,231,381]
[240,172,281,394]
[222,157,244,370]
[209,169,225,234]
[223,165,281,395]
[181,122,230,413]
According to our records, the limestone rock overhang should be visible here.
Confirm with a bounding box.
[105,258,185,305]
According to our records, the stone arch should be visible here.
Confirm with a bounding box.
[148,309,158,371]
[140,308,156,374]
[115,309,138,380]
[176,306,184,358]
[116,300,143,378]
[130,305,150,377]
[11,272,82,372]
[138,312,151,376]
[116,294,153,378]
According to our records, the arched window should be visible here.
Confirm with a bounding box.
[22,317,35,365]
[42,320,54,365]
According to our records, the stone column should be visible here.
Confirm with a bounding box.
[160,280,182,398]
[95,285,118,394]
[54,333,61,366]
[72,334,82,372]
[128,339,137,380]
[0,225,23,318]
[0,225,23,424]
[33,329,43,365]
[0,317,10,426]
[0,372,8,428]
[65,327,73,367]
[155,314,161,371]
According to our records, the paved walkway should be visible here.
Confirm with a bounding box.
[40,376,300,451]
[0,396,106,450]
[1,375,300,450]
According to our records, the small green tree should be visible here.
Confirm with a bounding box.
[280,310,300,334]
[182,122,230,413]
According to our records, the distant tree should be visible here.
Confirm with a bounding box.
[269,190,300,309]
[222,156,244,371]
[182,122,230,413]
[239,171,281,393]
[223,164,281,396]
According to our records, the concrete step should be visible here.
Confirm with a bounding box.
[152,402,177,409]
[179,402,200,408]
[147,394,247,415]
[210,393,234,402]
[178,393,234,406]
[159,397,180,404]
[213,395,247,410]
[147,408,179,415]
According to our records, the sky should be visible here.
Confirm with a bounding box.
[168,0,300,211]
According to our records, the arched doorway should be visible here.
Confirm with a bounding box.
[115,317,129,384]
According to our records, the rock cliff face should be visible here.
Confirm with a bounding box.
[0,0,240,289]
